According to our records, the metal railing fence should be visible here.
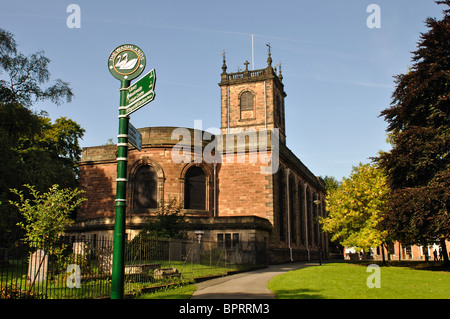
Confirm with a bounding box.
[0,236,267,299]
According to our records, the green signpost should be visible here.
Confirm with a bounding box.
[125,69,156,115]
[108,44,156,299]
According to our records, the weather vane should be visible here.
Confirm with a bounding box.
[220,50,226,62]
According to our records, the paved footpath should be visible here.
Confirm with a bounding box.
[191,262,320,299]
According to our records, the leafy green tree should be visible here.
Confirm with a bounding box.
[126,199,186,265]
[0,30,73,106]
[375,1,450,264]
[10,184,86,255]
[16,115,85,189]
[319,176,344,254]
[321,175,341,194]
[320,163,391,253]
[140,199,187,239]
[0,29,84,242]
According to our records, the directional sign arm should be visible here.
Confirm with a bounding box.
[124,69,156,116]
[128,122,142,151]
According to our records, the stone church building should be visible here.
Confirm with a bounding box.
[68,51,328,264]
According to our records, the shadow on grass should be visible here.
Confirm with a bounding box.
[274,288,325,299]
[348,260,450,272]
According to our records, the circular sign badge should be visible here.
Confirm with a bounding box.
[108,44,146,81]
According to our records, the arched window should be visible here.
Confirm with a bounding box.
[277,168,286,242]
[184,166,206,210]
[306,187,313,246]
[134,165,158,209]
[275,96,280,125]
[298,182,305,245]
[289,175,296,244]
[240,91,254,111]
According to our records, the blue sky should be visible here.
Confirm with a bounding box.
[0,0,445,180]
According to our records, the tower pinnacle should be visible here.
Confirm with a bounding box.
[266,43,272,66]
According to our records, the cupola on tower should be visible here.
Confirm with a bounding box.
[218,48,287,144]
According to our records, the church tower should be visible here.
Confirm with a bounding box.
[218,48,287,144]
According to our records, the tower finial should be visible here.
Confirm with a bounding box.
[278,61,283,81]
[220,50,227,74]
[266,43,272,66]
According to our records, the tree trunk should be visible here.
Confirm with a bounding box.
[423,245,429,262]
[387,243,391,261]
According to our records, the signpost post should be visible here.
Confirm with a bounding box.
[108,44,155,299]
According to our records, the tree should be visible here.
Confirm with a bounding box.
[0,29,80,186]
[10,184,86,255]
[140,199,187,239]
[16,115,85,189]
[320,163,391,254]
[0,30,73,107]
[321,175,341,194]
[375,1,450,264]
[0,29,84,242]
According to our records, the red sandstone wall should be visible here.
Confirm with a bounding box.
[217,152,274,224]
[78,162,116,221]
[77,144,215,221]
[77,143,276,224]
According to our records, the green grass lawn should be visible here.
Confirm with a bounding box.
[137,284,197,299]
[268,262,450,299]
[133,262,255,299]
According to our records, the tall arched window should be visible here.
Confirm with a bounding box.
[184,166,206,210]
[277,168,286,242]
[306,187,313,246]
[289,175,296,244]
[298,182,305,245]
[134,165,158,209]
[275,96,280,126]
[240,91,254,111]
